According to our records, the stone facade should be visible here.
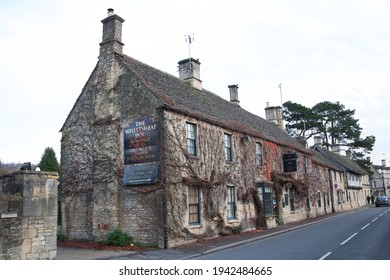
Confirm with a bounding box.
[60,9,367,249]
[0,171,58,260]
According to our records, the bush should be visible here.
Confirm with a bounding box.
[232,224,243,234]
[105,228,133,247]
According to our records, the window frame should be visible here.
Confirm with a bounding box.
[255,142,263,167]
[317,192,321,208]
[227,186,236,220]
[186,122,197,156]
[224,133,233,162]
[289,187,295,211]
[257,183,274,216]
[188,185,200,225]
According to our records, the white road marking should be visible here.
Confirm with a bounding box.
[371,217,378,223]
[340,232,358,245]
[361,223,370,230]
[319,252,332,260]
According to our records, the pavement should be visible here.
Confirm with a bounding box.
[56,206,369,260]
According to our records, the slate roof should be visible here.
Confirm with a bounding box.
[119,55,309,153]
[310,149,344,171]
[314,146,367,175]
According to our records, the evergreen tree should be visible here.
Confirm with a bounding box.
[283,100,375,170]
[282,101,320,139]
[38,147,60,173]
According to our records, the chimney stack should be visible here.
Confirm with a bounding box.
[99,8,125,58]
[228,84,240,106]
[313,136,322,146]
[178,58,202,90]
[382,159,386,167]
[330,145,341,155]
[265,104,284,129]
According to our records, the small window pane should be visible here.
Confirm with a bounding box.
[186,123,197,156]
[188,186,200,224]
[227,186,236,219]
[224,134,232,162]
[256,143,263,166]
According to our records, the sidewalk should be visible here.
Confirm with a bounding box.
[56,207,367,260]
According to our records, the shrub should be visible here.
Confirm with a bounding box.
[232,224,243,234]
[105,228,133,247]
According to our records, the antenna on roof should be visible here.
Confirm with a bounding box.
[185,33,195,59]
[278,83,283,106]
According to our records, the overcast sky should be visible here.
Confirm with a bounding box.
[1,0,389,166]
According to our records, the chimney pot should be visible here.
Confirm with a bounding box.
[107,8,114,16]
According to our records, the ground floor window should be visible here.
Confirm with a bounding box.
[227,186,236,220]
[289,187,295,211]
[188,186,200,225]
[317,192,321,208]
[284,193,289,208]
[257,183,274,216]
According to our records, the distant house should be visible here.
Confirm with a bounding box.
[370,159,390,197]
[314,145,370,209]
[59,9,359,248]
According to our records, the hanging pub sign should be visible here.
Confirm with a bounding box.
[123,118,159,164]
[283,153,297,172]
[123,118,159,185]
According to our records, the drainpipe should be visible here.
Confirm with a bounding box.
[328,170,336,213]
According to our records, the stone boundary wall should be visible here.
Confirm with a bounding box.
[0,171,58,260]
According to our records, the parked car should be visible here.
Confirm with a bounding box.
[375,196,390,207]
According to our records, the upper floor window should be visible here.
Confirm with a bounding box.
[186,122,197,156]
[255,143,263,167]
[224,133,233,162]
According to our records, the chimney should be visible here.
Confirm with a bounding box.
[330,145,340,155]
[295,136,307,147]
[99,8,125,58]
[382,159,386,167]
[178,58,202,90]
[228,84,240,106]
[265,104,284,129]
[346,149,352,158]
[313,136,322,146]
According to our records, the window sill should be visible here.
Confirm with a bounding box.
[189,224,202,229]
[227,219,239,224]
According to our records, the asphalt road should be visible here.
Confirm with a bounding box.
[192,206,390,260]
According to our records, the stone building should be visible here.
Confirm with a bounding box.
[370,159,390,198]
[60,9,339,248]
[314,145,370,209]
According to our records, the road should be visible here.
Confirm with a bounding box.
[192,206,390,260]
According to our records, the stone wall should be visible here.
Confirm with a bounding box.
[0,171,58,260]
